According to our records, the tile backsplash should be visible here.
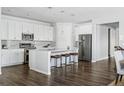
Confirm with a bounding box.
[34,41,55,49]
[1,40,55,49]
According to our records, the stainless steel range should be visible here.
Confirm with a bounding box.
[19,43,36,64]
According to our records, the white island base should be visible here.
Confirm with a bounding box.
[29,49,78,75]
[29,50,51,75]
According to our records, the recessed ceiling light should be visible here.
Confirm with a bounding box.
[6,8,14,12]
[60,10,64,13]
[26,13,30,16]
[7,8,11,12]
[71,14,75,16]
[48,7,53,9]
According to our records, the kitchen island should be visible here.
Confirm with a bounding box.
[29,49,78,75]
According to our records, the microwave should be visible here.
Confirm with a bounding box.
[22,33,34,41]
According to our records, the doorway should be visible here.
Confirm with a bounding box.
[96,22,119,60]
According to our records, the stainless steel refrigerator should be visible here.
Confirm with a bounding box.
[78,34,92,61]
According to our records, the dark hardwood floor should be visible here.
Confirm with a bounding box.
[0,58,116,86]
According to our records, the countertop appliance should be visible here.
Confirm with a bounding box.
[78,34,92,61]
[22,33,34,41]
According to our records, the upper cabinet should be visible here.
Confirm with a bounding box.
[48,26,54,41]
[1,15,54,41]
[1,18,8,40]
[33,23,39,40]
[42,25,54,41]
[22,22,33,34]
[34,24,54,41]
[8,20,16,40]
[8,20,23,40]
[38,24,45,40]
[75,23,92,41]
[15,21,23,40]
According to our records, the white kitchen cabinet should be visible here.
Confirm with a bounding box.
[75,23,92,41]
[8,20,16,40]
[34,24,44,41]
[42,25,54,41]
[8,20,23,40]
[1,15,54,41]
[11,50,24,65]
[1,49,24,67]
[41,25,48,41]
[45,25,50,41]
[33,24,39,40]
[48,26,54,41]
[34,24,54,41]
[18,50,24,63]
[1,18,8,40]
[7,19,34,40]
[1,50,10,67]
[22,22,33,34]
[15,21,23,40]
[38,24,44,40]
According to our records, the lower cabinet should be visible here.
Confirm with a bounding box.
[1,49,24,67]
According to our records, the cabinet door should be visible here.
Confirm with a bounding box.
[9,50,16,65]
[8,20,16,40]
[1,51,7,66]
[33,24,39,40]
[39,25,44,40]
[43,25,49,41]
[1,18,8,40]
[1,51,10,67]
[48,27,53,41]
[15,21,23,40]
[11,50,24,65]
[23,22,33,34]
[18,50,24,63]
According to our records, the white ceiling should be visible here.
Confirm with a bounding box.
[2,7,124,23]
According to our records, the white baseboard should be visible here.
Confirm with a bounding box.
[1,62,23,67]
[92,55,114,62]
[96,56,109,61]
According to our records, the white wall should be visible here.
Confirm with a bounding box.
[92,15,120,62]
[110,26,119,56]
[55,23,73,50]
[74,22,92,41]
[96,24,118,61]
[0,7,1,74]
[96,25,108,60]
[119,17,124,48]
